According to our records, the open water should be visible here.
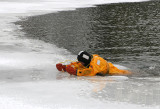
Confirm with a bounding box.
[17,1,160,77]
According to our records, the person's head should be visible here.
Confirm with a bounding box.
[77,51,92,67]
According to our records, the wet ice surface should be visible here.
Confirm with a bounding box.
[0,0,159,109]
[0,75,160,109]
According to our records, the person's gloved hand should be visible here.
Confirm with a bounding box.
[56,63,66,71]
[62,65,66,72]
[66,65,77,75]
[56,63,63,71]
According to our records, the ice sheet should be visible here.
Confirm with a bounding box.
[0,0,149,14]
[0,80,159,109]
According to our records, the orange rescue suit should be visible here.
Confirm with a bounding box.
[68,54,131,76]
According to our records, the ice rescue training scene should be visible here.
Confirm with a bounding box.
[0,0,160,109]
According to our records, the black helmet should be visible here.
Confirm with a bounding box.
[77,51,92,67]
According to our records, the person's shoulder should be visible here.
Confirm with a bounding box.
[92,54,106,61]
[93,54,104,59]
[92,54,99,57]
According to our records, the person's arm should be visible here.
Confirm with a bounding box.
[56,62,84,75]
[76,67,94,76]
[56,62,79,72]
[65,62,96,76]
[65,62,85,75]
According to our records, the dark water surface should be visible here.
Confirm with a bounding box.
[16,1,160,76]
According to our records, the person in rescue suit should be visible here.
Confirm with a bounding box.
[56,51,131,76]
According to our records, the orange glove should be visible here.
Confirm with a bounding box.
[62,65,66,71]
[66,65,77,75]
[56,63,63,71]
[56,63,66,71]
